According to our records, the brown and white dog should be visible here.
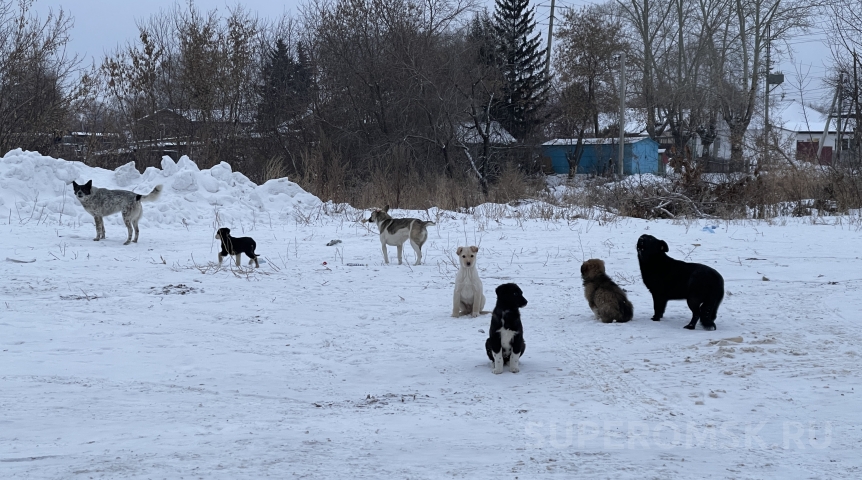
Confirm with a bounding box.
[364,205,435,265]
[452,246,487,317]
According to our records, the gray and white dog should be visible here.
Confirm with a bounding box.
[72,180,163,245]
[364,205,435,265]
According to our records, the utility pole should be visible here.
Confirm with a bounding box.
[855,50,861,157]
[544,0,556,79]
[837,72,844,164]
[764,23,770,167]
[818,83,840,162]
[618,51,626,176]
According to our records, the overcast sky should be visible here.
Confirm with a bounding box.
[36,0,832,101]
[39,0,300,62]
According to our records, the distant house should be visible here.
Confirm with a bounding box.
[595,109,734,170]
[771,98,852,165]
[456,120,516,145]
[133,109,196,160]
[57,131,119,160]
[137,109,193,138]
[133,108,256,160]
[542,137,660,175]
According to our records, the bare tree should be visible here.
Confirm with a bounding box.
[101,3,262,170]
[615,0,673,140]
[0,0,80,155]
[711,0,813,166]
[553,4,628,175]
[825,0,862,164]
[303,0,480,198]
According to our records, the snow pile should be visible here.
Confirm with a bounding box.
[0,149,322,228]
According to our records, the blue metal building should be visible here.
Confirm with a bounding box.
[542,137,660,175]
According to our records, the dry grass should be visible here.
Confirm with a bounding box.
[81,143,862,224]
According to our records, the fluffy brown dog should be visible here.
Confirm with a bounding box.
[581,259,633,323]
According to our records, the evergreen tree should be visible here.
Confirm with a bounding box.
[468,10,497,67]
[491,0,549,141]
[256,39,311,135]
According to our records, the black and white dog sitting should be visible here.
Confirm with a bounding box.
[72,180,163,245]
[215,227,259,268]
[485,283,527,374]
[636,234,724,330]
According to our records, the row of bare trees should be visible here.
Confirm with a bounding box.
[552,0,818,168]
[2,0,858,209]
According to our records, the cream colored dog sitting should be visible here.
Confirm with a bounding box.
[452,246,487,317]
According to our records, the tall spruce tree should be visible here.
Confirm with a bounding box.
[468,10,497,67]
[491,0,549,141]
[256,39,311,135]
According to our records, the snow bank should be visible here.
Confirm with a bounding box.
[0,149,321,228]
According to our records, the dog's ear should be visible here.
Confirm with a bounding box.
[470,246,479,253]
[72,181,79,188]
[85,180,92,188]
[383,205,390,212]
[456,247,463,255]
[660,241,669,252]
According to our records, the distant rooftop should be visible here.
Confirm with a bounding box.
[543,136,652,146]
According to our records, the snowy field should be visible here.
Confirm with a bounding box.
[1,150,861,479]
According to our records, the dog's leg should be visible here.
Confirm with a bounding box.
[249,255,259,268]
[492,350,504,374]
[218,253,225,264]
[509,352,520,373]
[132,218,140,243]
[396,244,403,265]
[699,302,718,331]
[651,295,668,321]
[122,215,133,245]
[93,216,102,241]
[410,239,422,265]
[684,298,702,330]
[452,290,462,317]
[471,290,482,318]
[235,254,242,267]
[381,242,390,264]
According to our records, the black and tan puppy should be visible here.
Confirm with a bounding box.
[636,234,724,330]
[215,227,259,268]
[485,283,527,374]
[581,259,634,323]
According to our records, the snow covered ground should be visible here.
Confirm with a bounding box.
[1,150,861,478]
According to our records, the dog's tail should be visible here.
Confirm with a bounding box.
[617,297,634,323]
[140,185,163,202]
[423,221,436,226]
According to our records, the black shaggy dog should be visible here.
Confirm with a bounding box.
[215,227,260,268]
[485,283,527,374]
[636,234,724,330]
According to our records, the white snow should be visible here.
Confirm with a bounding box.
[1,150,860,478]
[0,149,322,230]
